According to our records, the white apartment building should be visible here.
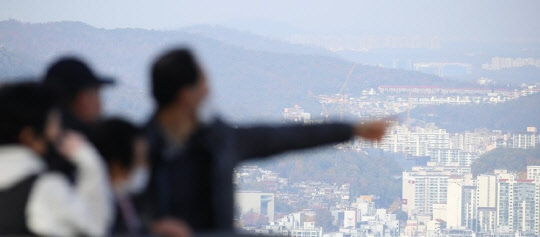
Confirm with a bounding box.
[511,133,539,149]
[291,222,323,237]
[402,165,472,219]
[373,124,450,157]
[258,211,323,237]
[526,166,540,180]
[402,169,451,217]
[443,168,540,235]
[427,149,477,166]
[413,167,540,235]
[446,176,476,229]
[325,208,399,237]
[236,191,275,222]
[496,176,537,233]
[475,175,497,232]
[357,123,498,166]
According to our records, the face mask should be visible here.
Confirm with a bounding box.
[129,166,150,194]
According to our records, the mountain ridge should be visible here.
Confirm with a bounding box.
[0,20,469,121]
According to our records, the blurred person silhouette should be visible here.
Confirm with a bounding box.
[90,118,152,236]
[0,82,112,236]
[141,48,389,233]
[92,118,192,237]
[42,57,114,182]
[43,57,114,136]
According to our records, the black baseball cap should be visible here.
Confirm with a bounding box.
[43,57,114,101]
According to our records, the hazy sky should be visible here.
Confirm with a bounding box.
[2,0,540,41]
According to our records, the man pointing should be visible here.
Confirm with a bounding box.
[141,48,389,234]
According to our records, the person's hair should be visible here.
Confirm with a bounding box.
[90,118,141,169]
[0,82,55,145]
[151,48,201,109]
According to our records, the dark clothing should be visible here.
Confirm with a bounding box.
[110,196,145,236]
[39,110,88,184]
[150,126,216,230]
[62,110,95,138]
[46,110,97,183]
[0,175,38,236]
[44,143,77,183]
[142,116,353,231]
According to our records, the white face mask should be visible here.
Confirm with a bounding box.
[129,166,150,195]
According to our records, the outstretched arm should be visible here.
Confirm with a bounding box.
[234,119,389,161]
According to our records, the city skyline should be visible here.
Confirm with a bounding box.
[1,2,540,235]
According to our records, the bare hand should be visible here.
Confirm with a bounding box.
[152,217,193,237]
[57,131,86,159]
[354,119,390,141]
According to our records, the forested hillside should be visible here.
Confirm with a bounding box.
[472,146,540,176]
[0,20,469,121]
[410,93,540,133]
[249,148,405,208]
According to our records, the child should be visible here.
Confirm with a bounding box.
[0,82,112,236]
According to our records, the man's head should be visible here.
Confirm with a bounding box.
[43,57,114,124]
[151,49,209,117]
[0,82,60,156]
[91,118,149,195]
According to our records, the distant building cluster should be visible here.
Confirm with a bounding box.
[393,127,540,236]
[244,87,540,236]
[286,35,441,51]
[402,166,540,236]
[312,85,538,120]
[413,63,472,77]
[242,210,323,236]
[324,196,400,237]
[377,86,514,96]
[234,166,403,237]
[482,57,540,70]
[283,104,311,123]
[353,124,539,167]
[234,166,351,210]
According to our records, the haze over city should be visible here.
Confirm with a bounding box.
[2,0,540,41]
[1,1,540,236]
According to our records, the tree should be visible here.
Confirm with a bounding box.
[410,93,540,133]
[275,199,299,214]
[257,149,404,208]
[472,147,540,176]
[241,210,269,227]
[315,208,337,232]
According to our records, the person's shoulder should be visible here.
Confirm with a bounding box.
[143,114,165,144]
[191,117,235,146]
[32,172,72,197]
[25,172,75,237]
[26,172,75,212]
[142,113,159,131]
[199,117,234,134]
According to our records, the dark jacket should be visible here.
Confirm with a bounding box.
[0,175,38,236]
[48,110,102,183]
[110,196,146,236]
[42,110,91,183]
[142,116,353,232]
[61,110,95,138]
